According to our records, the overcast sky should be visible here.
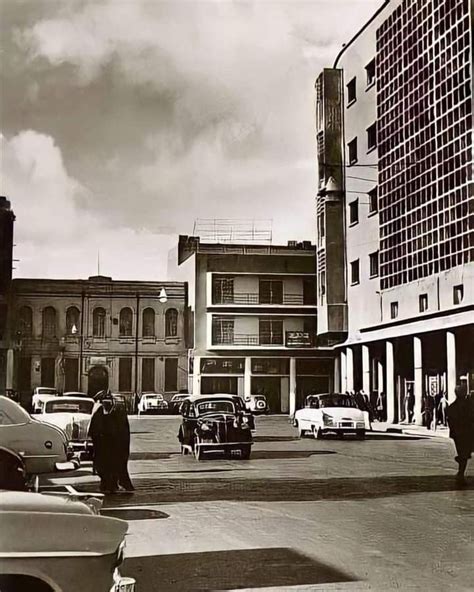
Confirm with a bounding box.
[1,0,382,280]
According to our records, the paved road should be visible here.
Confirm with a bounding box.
[55,416,474,591]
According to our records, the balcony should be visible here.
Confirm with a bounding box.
[212,331,316,348]
[212,293,313,306]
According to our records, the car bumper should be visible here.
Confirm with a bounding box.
[322,424,365,434]
[55,458,80,471]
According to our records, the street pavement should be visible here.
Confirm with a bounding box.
[49,415,473,592]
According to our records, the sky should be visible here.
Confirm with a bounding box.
[1,0,382,281]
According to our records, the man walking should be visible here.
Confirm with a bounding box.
[88,392,134,493]
[447,384,474,486]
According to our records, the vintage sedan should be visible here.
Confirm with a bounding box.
[169,393,191,414]
[178,395,253,460]
[138,393,168,415]
[0,490,135,592]
[0,396,78,477]
[244,394,270,415]
[36,397,95,459]
[294,393,370,439]
[31,387,59,413]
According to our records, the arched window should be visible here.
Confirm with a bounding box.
[93,307,106,337]
[42,307,57,338]
[119,307,133,337]
[17,306,33,337]
[142,308,155,337]
[66,306,80,335]
[165,308,178,337]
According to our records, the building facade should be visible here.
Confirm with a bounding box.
[178,235,334,414]
[10,276,190,406]
[0,196,15,392]
[316,0,474,423]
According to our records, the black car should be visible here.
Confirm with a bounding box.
[178,395,253,460]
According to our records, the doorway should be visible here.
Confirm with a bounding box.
[201,376,238,395]
[88,365,109,397]
[251,376,281,412]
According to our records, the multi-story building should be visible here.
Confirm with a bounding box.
[0,196,15,392]
[316,0,473,423]
[178,235,334,414]
[10,276,190,406]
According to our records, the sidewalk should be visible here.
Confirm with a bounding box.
[373,421,450,439]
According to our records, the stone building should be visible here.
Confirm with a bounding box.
[178,235,334,414]
[10,276,190,406]
[315,0,474,424]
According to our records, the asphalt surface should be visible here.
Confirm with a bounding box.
[51,415,474,591]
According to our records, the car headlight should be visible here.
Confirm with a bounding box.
[322,413,334,426]
[200,423,211,431]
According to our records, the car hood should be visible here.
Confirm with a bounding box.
[318,407,365,420]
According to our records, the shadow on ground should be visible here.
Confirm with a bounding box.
[88,474,473,506]
[102,508,169,521]
[253,435,300,442]
[122,547,356,591]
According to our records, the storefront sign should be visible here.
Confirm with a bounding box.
[285,331,312,347]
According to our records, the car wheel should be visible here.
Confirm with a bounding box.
[292,418,298,428]
[314,426,324,440]
[240,445,251,460]
[356,429,366,440]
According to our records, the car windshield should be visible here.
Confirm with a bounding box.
[307,395,357,409]
[144,395,163,400]
[38,388,57,395]
[45,400,94,414]
[197,400,235,414]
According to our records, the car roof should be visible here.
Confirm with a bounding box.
[64,391,87,396]
[142,392,163,396]
[46,397,95,405]
[188,394,239,403]
[307,393,346,398]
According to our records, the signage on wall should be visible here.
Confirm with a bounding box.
[285,331,312,347]
[90,357,107,366]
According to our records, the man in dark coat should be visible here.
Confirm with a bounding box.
[447,384,474,486]
[88,393,134,493]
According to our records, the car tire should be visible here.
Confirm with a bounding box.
[240,445,251,460]
[356,429,366,440]
[314,426,324,440]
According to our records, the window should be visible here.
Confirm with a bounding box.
[212,316,234,345]
[350,260,360,285]
[165,308,178,337]
[369,251,379,277]
[349,199,359,225]
[259,319,283,345]
[419,294,428,312]
[18,356,31,391]
[41,357,55,387]
[367,123,377,151]
[142,358,155,392]
[348,138,358,164]
[259,279,283,304]
[92,307,106,337]
[212,276,234,304]
[119,358,132,391]
[66,307,80,335]
[368,187,378,214]
[142,308,155,337]
[17,306,33,337]
[64,358,79,392]
[365,58,375,86]
[165,358,178,392]
[453,284,464,305]
[119,308,133,337]
[347,77,356,104]
[42,307,57,338]
[390,301,399,319]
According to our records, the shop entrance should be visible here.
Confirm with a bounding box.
[88,366,109,397]
[251,376,281,413]
[201,376,238,395]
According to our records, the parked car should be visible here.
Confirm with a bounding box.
[0,490,136,592]
[0,396,79,477]
[138,393,168,415]
[169,393,191,414]
[178,395,253,460]
[31,387,59,413]
[36,397,95,460]
[244,394,270,415]
[294,393,370,439]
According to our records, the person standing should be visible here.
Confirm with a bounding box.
[88,392,134,493]
[447,384,474,486]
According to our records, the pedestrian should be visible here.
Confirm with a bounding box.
[88,392,134,493]
[447,384,474,486]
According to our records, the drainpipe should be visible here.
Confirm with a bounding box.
[134,292,140,395]
[79,290,85,391]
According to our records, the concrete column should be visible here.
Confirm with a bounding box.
[386,341,395,424]
[334,355,340,393]
[244,357,252,398]
[6,348,14,390]
[192,355,201,396]
[446,331,457,404]
[413,336,423,425]
[340,350,347,392]
[346,347,354,392]
[362,345,370,394]
[289,357,297,416]
[377,359,384,394]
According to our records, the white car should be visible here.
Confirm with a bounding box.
[31,387,59,413]
[138,393,168,415]
[36,397,95,458]
[244,394,270,415]
[294,393,370,439]
[63,391,88,398]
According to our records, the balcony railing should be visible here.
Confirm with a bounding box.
[213,293,313,305]
[212,331,316,347]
